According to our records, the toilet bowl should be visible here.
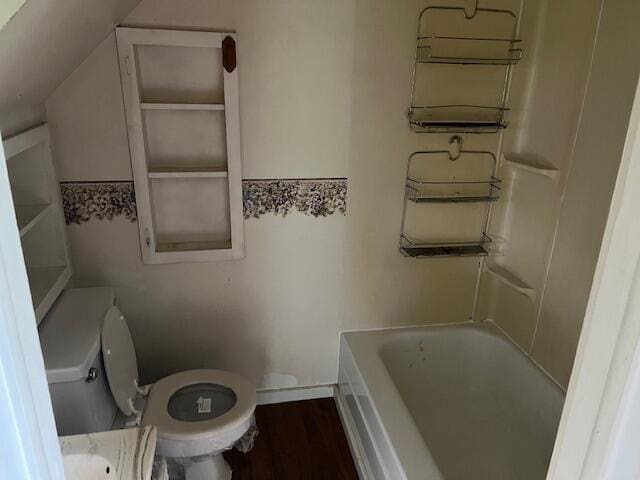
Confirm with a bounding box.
[40,288,256,480]
[141,369,255,479]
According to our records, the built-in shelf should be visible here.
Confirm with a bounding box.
[27,265,72,321]
[147,166,228,179]
[484,263,536,299]
[15,204,52,237]
[501,154,559,180]
[3,124,72,324]
[118,28,244,264]
[156,239,232,253]
[140,102,225,111]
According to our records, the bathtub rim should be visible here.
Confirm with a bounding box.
[338,319,566,479]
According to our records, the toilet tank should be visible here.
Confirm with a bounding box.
[39,287,118,435]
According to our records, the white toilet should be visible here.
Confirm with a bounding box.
[40,287,256,480]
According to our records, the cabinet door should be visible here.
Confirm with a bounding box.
[116,28,244,264]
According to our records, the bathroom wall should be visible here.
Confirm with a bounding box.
[45,0,486,387]
[46,0,354,387]
[342,0,485,331]
[478,0,640,387]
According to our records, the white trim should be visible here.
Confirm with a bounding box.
[0,131,64,479]
[256,384,334,406]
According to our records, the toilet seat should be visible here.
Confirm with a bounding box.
[142,369,256,441]
[143,369,256,459]
[100,305,256,459]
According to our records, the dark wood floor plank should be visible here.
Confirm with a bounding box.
[225,398,358,480]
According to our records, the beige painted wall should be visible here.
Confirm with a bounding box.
[46,0,487,387]
[46,0,355,387]
[0,0,25,30]
[0,0,141,136]
[342,0,486,331]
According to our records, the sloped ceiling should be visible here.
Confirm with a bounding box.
[0,0,141,118]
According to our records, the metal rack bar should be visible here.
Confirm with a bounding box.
[416,36,523,65]
[408,4,523,133]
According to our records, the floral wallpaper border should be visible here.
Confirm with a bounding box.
[60,178,347,224]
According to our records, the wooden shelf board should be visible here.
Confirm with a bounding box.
[485,263,536,299]
[156,239,232,253]
[501,154,559,180]
[140,102,225,111]
[27,265,72,323]
[148,166,228,179]
[16,204,52,237]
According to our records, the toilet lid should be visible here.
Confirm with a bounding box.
[101,306,139,416]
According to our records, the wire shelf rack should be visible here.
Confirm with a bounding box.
[399,144,500,258]
[408,2,523,133]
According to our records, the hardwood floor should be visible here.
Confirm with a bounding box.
[224,398,359,479]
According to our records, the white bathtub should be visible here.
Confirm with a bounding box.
[336,321,565,480]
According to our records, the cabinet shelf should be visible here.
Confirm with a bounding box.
[156,239,232,253]
[15,204,52,237]
[140,102,225,111]
[484,263,536,299]
[27,265,72,320]
[3,124,72,323]
[501,154,559,180]
[147,166,228,179]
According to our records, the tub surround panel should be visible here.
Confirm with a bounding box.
[477,0,640,389]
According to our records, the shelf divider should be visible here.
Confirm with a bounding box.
[147,166,228,179]
[501,154,559,181]
[140,102,225,111]
[15,204,52,237]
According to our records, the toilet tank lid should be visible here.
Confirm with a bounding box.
[39,287,115,383]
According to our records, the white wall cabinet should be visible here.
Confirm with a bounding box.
[116,28,244,264]
[2,124,72,324]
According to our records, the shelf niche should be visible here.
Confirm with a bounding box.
[501,154,560,181]
[3,124,72,323]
